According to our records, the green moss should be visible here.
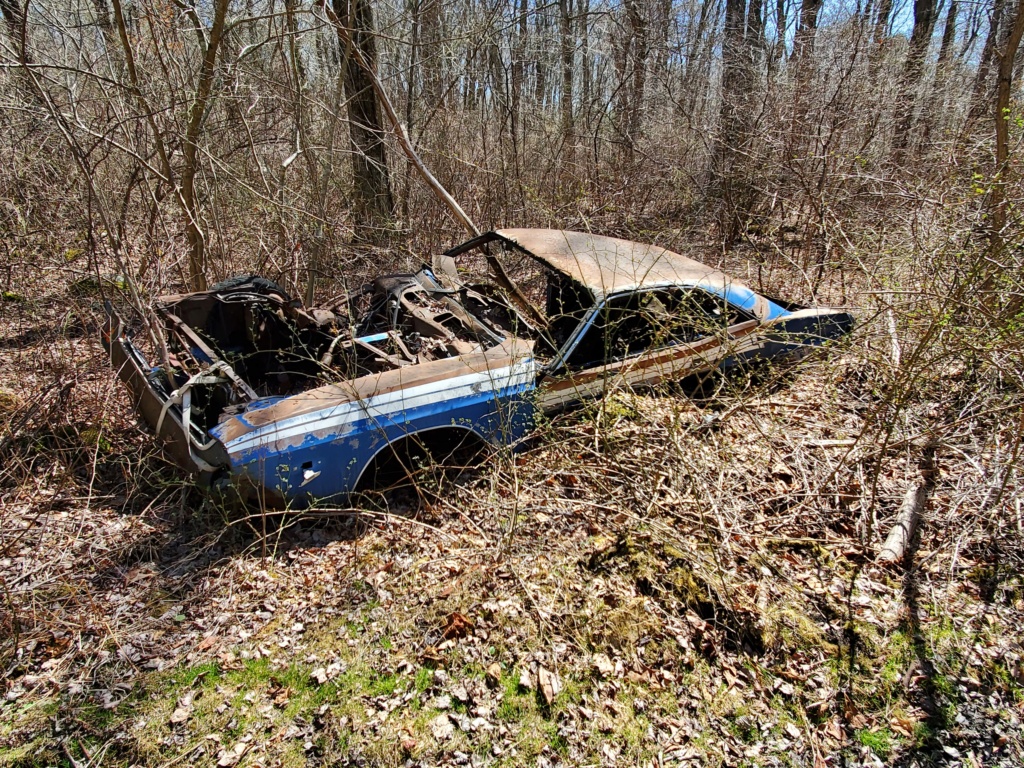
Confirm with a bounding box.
[496,670,532,723]
[414,666,433,694]
[855,727,893,758]
[169,660,223,690]
[225,656,273,688]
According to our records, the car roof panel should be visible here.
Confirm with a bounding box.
[491,228,774,320]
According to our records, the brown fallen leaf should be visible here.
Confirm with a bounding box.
[169,692,194,725]
[537,666,562,706]
[519,666,535,690]
[270,685,291,708]
[591,653,614,678]
[485,662,502,688]
[217,741,250,767]
[442,612,475,640]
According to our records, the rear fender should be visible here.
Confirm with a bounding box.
[213,352,537,506]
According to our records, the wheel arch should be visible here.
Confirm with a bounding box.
[352,425,492,492]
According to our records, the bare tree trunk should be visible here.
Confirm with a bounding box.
[0,0,20,30]
[421,0,442,107]
[652,0,674,82]
[922,0,958,142]
[578,0,591,119]
[1,0,28,64]
[792,0,824,64]
[873,0,893,43]
[970,0,1008,120]
[748,0,766,58]
[892,0,940,160]
[774,0,787,61]
[512,0,526,128]
[938,0,959,66]
[789,0,823,133]
[682,0,719,119]
[716,0,753,241]
[629,0,648,145]
[403,0,421,223]
[179,0,230,290]
[535,8,548,106]
[334,0,396,241]
[558,0,575,153]
[989,0,1024,252]
[509,0,527,194]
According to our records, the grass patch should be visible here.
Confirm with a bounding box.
[856,727,893,759]
[496,669,532,723]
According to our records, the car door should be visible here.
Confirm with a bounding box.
[535,286,753,412]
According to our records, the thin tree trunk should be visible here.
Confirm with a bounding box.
[717,0,752,241]
[511,0,525,135]
[748,0,766,58]
[922,0,958,141]
[535,8,547,106]
[892,0,940,160]
[774,0,787,61]
[873,0,893,43]
[970,0,1008,120]
[1,0,29,65]
[403,0,420,223]
[0,0,21,32]
[421,0,442,107]
[989,0,1024,252]
[179,0,230,290]
[333,0,396,240]
[558,0,574,151]
[624,0,648,151]
[112,0,227,290]
[683,0,718,119]
[938,0,959,66]
[578,0,591,118]
[792,0,824,64]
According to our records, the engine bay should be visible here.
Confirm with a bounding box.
[152,271,540,432]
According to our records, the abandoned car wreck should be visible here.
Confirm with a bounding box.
[102,229,854,506]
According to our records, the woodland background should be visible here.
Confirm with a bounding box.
[1,0,1023,766]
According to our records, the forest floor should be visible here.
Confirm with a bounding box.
[1,254,1022,768]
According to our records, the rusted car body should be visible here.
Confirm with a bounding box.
[103,229,853,506]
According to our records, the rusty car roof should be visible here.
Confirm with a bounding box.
[491,229,774,319]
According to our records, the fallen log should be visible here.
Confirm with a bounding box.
[878,442,938,564]
[878,480,930,563]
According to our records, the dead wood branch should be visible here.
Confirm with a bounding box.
[878,442,937,563]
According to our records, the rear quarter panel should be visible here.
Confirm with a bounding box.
[209,341,536,505]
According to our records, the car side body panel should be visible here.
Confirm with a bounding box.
[207,341,537,506]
